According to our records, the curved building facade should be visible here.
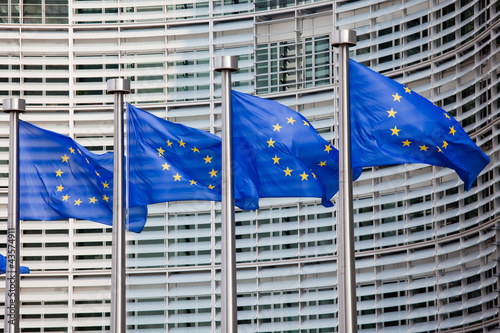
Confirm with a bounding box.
[0,0,499,332]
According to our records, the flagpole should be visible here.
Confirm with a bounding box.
[214,55,238,333]
[3,98,25,333]
[107,78,130,333]
[332,30,358,333]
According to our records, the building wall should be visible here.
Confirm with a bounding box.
[0,0,499,332]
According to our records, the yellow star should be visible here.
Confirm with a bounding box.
[390,126,401,136]
[61,154,69,163]
[86,158,90,164]
[162,162,171,170]
[303,120,310,127]
[312,172,316,179]
[272,155,280,164]
[318,161,326,167]
[74,199,82,206]
[77,149,82,155]
[449,126,456,136]
[437,146,442,152]
[157,147,165,156]
[444,113,450,119]
[324,144,333,153]
[419,145,428,151]
[192,147,200,153]
[442,141,448,149]
[102,181,109,188]
[55,169,63,177]
[69,147,75,154]
[166,139,173,147]
[173,173,182,181]
[209,169,218,178]
[287,117,295,125]
[273,123,282,132]
[89,197,97,204]
[62,194,70,201]
[95,170,100,177]
[387,108,397,118]
[283,167,292,176]
[179,139,186,147]
[189,180,197,185]
[56,184,64,192]
[208,184,215,190]
[204,155,213,163]
[404,86,411,94]
[392,93,402,102]
[300,172,309,181]
[103,194,109,202]
[402,139,411,146]
[267,138,275,147]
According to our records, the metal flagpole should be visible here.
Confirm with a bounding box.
[214,55,239,333]
[332,30,358,333]
[107,78,130,333]
[3,98,26,333]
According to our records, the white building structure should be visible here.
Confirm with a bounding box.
[0,0,499,332]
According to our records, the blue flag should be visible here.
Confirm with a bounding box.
[0,254,30,274]
[127,104,222,207]
[127,103,263,209]
[19,120,147,233]
[127,98,357,209]
[232,90,362,207]
[349,59,490,190]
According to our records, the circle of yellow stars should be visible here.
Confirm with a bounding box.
[55,146,111,207]
[267,116,329,182]
[157,137,218,191]
[387,86,455,154]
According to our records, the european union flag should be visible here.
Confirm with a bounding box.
[232,90,362,207]
[127,104,260,210]
[127,98,358,210]
[349,59,490,190]
[127,103,222,207]
[0,254,30,274]
[19,120,147,233]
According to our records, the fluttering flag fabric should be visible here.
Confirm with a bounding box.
[231,90,362,207]
[127,104,222,207]
[0,254,30,274]
[349,59,490,190]
[127,98,357,210]
[127,103,264,210]
[19,121,148,233]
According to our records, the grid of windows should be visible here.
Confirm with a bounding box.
[0,0,68,24]
[0,0,498,332]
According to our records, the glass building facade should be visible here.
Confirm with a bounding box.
[0,0,499,332]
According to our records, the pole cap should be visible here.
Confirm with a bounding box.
[215,56,238,72]
[107,78,131,94]
[332,30,357,47]
[3,98,26,113]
